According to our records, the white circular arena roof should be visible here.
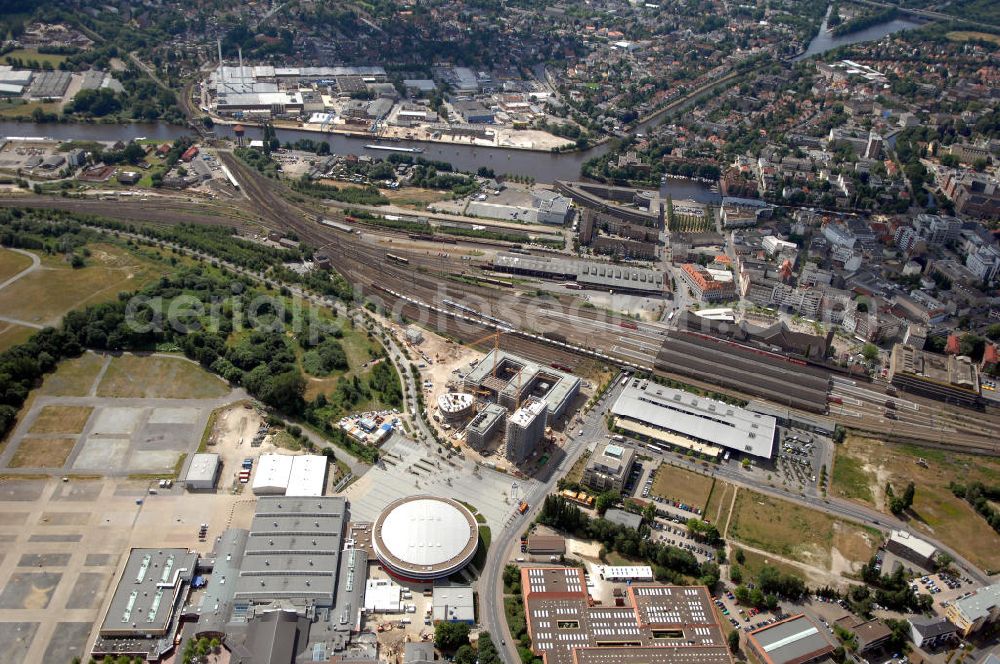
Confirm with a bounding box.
[372,496,478,580]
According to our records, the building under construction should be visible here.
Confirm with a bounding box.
[462,349,581,422]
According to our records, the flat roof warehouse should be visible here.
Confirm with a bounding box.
[611,379,777,459]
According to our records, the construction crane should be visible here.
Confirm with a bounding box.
[468,328,526,409]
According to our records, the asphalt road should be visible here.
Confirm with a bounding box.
[477,372,629,663]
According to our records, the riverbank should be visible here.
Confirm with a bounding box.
[208,115,576,153]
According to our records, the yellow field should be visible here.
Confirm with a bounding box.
[97,354,230,399]
[0,247,32,282]
[37,353,107,397]
[9,438,77,468]
[0,244,164,327]
[946,31,1000,45]
[650,463,716,511]
[832,435,1000,571]
[0,323,37,353]
[28,406,93,435]
[728,489,878,573]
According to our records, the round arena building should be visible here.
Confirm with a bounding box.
[372,495,479,582]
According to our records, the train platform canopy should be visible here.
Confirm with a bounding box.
[611,378,777,459]
[492,253,664,294]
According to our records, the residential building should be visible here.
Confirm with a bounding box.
[913,213,961,247]
[908,615,957,649]
[581,441,635,493]
[834,616,892,653]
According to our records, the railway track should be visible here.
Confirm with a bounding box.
[8,164,1000,454]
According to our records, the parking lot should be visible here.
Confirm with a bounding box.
[770,426,829,493]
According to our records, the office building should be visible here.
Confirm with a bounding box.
[463,349,581,421]
[886,530,938,569]
[888,344,981,408]
[908,615,957,649]
[582,442,635,493]
[505,397,547,463]
[466,403,506,448]
[945,583,1000,636]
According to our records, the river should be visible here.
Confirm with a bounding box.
[794,6,923,61]
[0,12,924,187]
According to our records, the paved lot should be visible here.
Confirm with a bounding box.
[344,434,536,532]
[0,477,257,662]
[1,392,245,475]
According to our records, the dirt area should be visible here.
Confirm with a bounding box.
[364,565,436,657]
[9,438,77,468]
[28,406,93,435]
[202,403,264,491]
[650,463,716,511]
[832,435,1000,571]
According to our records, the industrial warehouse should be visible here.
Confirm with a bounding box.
[610,378,778,459]
[89,494,483,661]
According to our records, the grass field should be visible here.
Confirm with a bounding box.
[378,187,453,210]
[564,450,592,486]
[4,48,69,67]
[738,548,807,580]
[0,322,37,353]
[831,435,1000,571]
[706,481,736,531]
[946,31,1000,44]
[728,489,877,573]
[9,438,77,468]
[831,452,874,504]
[37,353,106,397]
[0,247,32,282]
[0,99,61,118]
[97,354,230,399]
[0,244,165,327]
[28,406,93,435]
[651,463,716,511]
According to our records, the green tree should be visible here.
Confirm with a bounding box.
[435,622,471,652]
[862,343,879,363]
[728,629,740,653]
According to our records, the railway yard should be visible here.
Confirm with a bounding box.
[3,151,999,456]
